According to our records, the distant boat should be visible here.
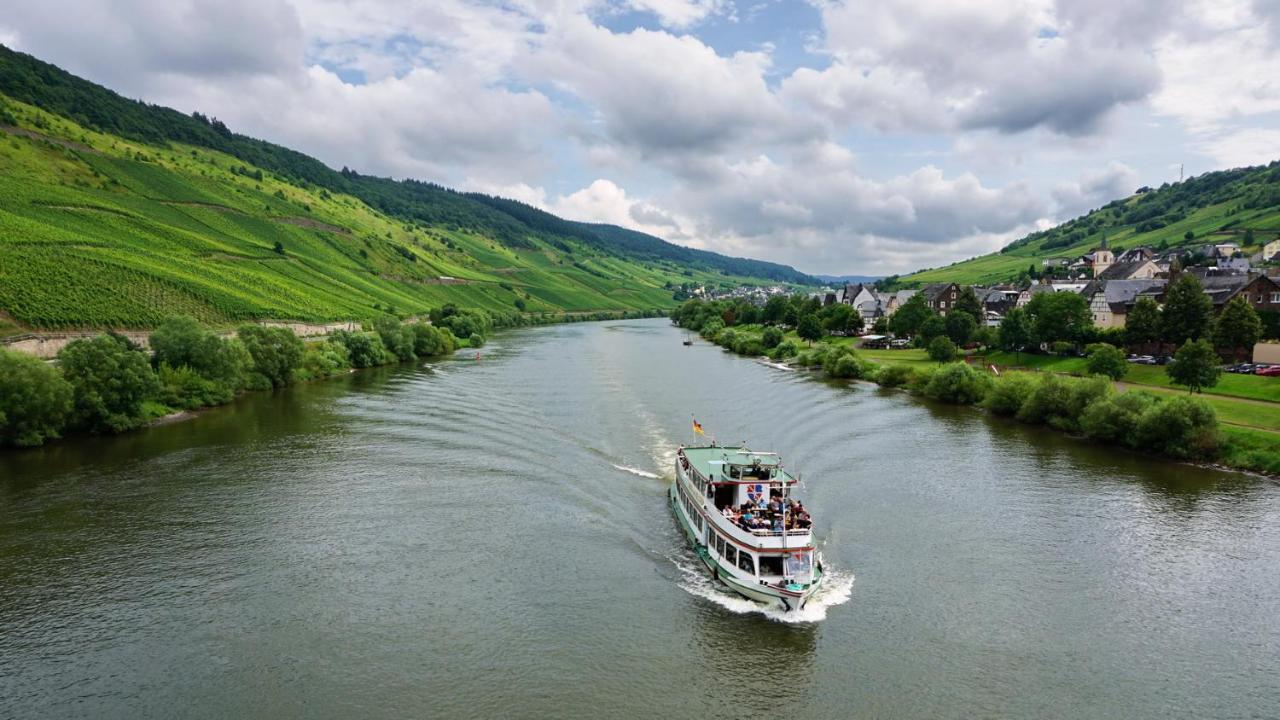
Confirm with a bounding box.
[682,335,693,346]
[671,444,824,612]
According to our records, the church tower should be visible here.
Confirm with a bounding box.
[1092,235,1114,278]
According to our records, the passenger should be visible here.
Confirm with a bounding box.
[721,505,734,518]
[771,517,784,532]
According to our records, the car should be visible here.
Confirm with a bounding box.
[1257,365,1280,377]
[1128,354,1153,364]
[1154,355,1173,366]
[890,339,911,348]
[1231,363,1257,374]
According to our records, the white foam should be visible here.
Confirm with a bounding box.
[671,555,854,624]
[758,360,794,371]
[612,464,661,479]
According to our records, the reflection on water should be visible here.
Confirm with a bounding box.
[2,319,1278,719]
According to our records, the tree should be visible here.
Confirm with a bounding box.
[1124,297,1162,348]
[272,240,285,255]
[889,293,933,337]
[1213,295,1262,360]
[998,308,1033,361]
[1161,274,1213,346]
[237,325,305,388]
[373,315,415,361]
[928,335,957,362]
[1167,338,1221,393]
[762,295,788,325]
[796,314,823,345]
[821,303,862,336]
[58,334,160,433]
[469,333,485,348]
[410,323,456,357]
[331,330,391,368]
[945,311,977,345]
[953,286,984,326]
[1085,343,1128,380]
[919,314,947,342]
[1024,291,1092,346]
[871,317,889,334]
[150,316,249,390]
[0,348,73,447]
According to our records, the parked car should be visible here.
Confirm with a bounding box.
[1154,355,1173,366]
[890,339,911,348]
[1129,355,1157,365]
[1228,363,1258,374]
[1257,365,1280,377]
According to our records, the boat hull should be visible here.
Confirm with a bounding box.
[669,483,819,612]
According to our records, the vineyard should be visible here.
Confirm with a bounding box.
[0,90,778,331]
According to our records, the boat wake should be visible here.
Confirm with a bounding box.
[757,360,794,371]
[670,555,855,624]
[612,464,661,479]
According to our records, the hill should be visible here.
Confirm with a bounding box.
[902,163,1280,285]
[0,45,814,334]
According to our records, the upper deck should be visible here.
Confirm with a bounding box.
[679,446,797,486]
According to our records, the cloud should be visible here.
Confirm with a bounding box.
[1194,127,1280,168]
[1051,162,1139,217]
[623,0,727,28]
[792,0,1162,137]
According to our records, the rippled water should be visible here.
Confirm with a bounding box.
[2,319,1278,718]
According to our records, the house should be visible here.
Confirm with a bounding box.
[982,287,1019,317]
[880,289,916,316]
[1263,240,1280,262]
[1185,271,1280,314]
[920,283,961,314]
[834,283,877,309]
[1016,282,1057,307]
[1083,279,1167,328]
[1219,256,1252,272]
[1116,247,1155,264]
[1096,259,1161,281]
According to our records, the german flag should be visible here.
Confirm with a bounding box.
[692,418,705,436]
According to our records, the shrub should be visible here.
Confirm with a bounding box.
[1051,341,1076,356]
[469,332,485,348]
[906,366,936,396]
[1085,342,1127,380]
[927,336,957,362]
[331,330,392,368]
[827,353,863,379]
[700,318,724,340]
[924,362,990,404]
[1016,374,1072,428]
[873,364,914,388]
[58,334,161,433]
[296,341,351,381]
[982,372,1038,416]
[734,337,765,356]
[150,316,250,391]
[373,315,416,361]
[1134,396,1220,459]
[1080,391,1161,446]
[157,364,233,409]
[237,325,305,388]
[0,348,73,447]
[761,327,784,349]
[409,323,456,357]
[769,341,797,360]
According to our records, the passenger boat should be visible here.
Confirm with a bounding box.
[670,444,823,611]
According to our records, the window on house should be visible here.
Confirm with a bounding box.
[1272,292,1280,303]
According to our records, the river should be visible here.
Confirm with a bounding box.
[2,319,1278,718]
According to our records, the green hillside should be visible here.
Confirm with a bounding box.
[0,45,813,333]
[904,163,1280,285]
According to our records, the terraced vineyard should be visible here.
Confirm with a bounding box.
[0,53,812,332]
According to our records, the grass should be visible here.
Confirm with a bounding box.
[0,95,787,331]
[1221,426,1280,473]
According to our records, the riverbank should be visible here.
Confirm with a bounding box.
[684,323,1280,477]
[0,307,665,450]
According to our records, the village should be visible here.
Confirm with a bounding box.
[822,238,1280,368]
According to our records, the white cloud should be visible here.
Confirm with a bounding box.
[1194,128,1280,168]
[623,0,726,28]
[1051,162,1139,217]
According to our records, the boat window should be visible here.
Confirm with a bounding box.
[724,544,737,566]
[705,524,714,548]
[786,552,812,577]
[715,535,725,557]
[738,552,755,575]
[758,555,784,576]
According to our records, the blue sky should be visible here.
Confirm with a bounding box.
[4,0,1279,275]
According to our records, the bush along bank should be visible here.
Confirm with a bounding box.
[694,322,1228,470]
[1,306,666,448]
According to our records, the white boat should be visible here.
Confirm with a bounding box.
[670,444,824,612]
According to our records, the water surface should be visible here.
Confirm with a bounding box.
[2,319,1277,718]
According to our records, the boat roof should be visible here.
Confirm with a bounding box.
[681,445,796,483]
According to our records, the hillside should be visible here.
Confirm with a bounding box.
[903,162,1280,285]
[0,45,814,334]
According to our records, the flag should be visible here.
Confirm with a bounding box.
[692,419,705,436]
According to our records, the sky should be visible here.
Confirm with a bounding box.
[3,1,1280,276]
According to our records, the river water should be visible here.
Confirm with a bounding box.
[2,319,1278,718]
